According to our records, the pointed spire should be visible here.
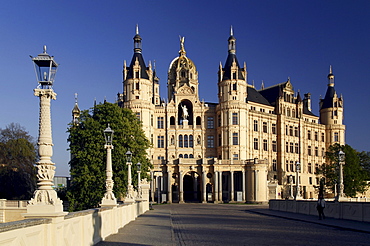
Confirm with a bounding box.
[228,26,236,54]
[230,25,233,36]
[261,80,265,90]
[133,25,142,53]
[72,93,80,114]
[328,65,334,87]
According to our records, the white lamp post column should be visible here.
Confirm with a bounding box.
[136,162,142,199]
[100,124,117,207]
[125,150,135,203]
[25,46,66,218]
[336,150,345,201]
[295,161,302,200]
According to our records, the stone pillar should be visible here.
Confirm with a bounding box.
[25,89,66,218]
[202,171,207,203]
[100,144,117,206]
[167,170,172,203]
[230,171,234,202]
[150,171,154,203]
[214,171,219,203]
[242,170,246,202]
[179,170,184,203]
[219,171,223,202]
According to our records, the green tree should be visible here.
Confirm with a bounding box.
[321,143,368,197]
[67,102,151,211]
[0,123,37,199]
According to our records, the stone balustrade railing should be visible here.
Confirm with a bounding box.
[269,199,370,222]
[0,200,149,245]
[0,199,28,223]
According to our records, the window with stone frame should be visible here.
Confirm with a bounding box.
[207,135,214,148]
[263,122,268,133]
[272,124,276,134]
[254,138,258,150]
[157,116,164,129]
[263,139,268,151]
[207,117,214,129]
[157,136,164,148]
[272,141,277,152]
[254,120,258,131]
[232,112,238,125]
[232,132,238,145]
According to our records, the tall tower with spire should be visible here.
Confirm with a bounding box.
[319,66,345,146]
[122,25,160,145]
[72,93,80,126]
[217,27,248,160]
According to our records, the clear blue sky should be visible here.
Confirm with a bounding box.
[0,1,369,176]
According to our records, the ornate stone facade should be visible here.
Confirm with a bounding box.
[118,28,345,203]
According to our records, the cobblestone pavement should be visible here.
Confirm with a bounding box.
[96,203,370,246]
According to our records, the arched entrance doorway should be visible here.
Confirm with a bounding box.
[183,171,201,202]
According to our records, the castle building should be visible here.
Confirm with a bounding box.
[117,27,345,203]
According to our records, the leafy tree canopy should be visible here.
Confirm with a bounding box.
[0,123,37,199]
[321,143,369,197]
[67,102,152,211]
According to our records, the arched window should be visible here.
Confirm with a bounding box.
[196,116,201,125]
[170,116,175,125]
[184,154,188,158]
[179,154,183,158]
[189,154,194,158]
[179,135,183,148]
[184,135,188,148]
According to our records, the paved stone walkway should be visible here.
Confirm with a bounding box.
[96,204,370,245]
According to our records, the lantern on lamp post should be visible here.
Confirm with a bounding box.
[100,124,117,206]
[25,46,66,217]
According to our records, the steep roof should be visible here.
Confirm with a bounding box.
[221,53,245,81]
[247,86,271,106]
[321,86,336,109]
[126,53,149,80]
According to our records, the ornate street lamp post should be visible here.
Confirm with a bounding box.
[295,161,302,200]
[26,46,66,217]
[336,150,345,201]
[136,162,142,199]
[125,150,135,203]
[289,175,294,199]
[100,124,117,206]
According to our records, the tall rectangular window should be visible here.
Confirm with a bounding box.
[254,120,258,131]
[136,112,141,120]
[232,113,238,125]
[315,131,318,141]
[308,163,312,174]
[290,161,294,172]
[294,127,298,137]
[207,135,214,148]
[308,146,312,156]
[254,138,258,150]
[157,136,164,148]
[232,133,238,145]
[321,132,325,142]
[272,141,277,152]
[272,124,276,134]
[307,130,311,140]
[295,143,299,154]
[289,126,293,136]
[286,142,289,152]
[315,147,318,156]
[263,122,268,133]
[290,142,294,153]
[263,139,268,151]
[207,117,214,129]
[218,134,222,147]
[157,117,164,129]
[272,159,277,171]
[334,132,339,142]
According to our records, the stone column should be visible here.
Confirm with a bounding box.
[202,171,207,203]
[167,170,172,203]
[219,171,223,202]
[214,171,219,203]
[150,171,154,203]
[25,89,66,218]
[100,144,117,206]
[179,171,184,203]
[230,171,234,202]
[242,170,246,202]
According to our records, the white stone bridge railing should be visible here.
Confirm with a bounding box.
[0,200,149,246]
[269,199,370,222]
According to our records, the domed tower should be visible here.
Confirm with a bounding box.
[319,66,345,146]
[168,37,199,103]
[217,27,248,160]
